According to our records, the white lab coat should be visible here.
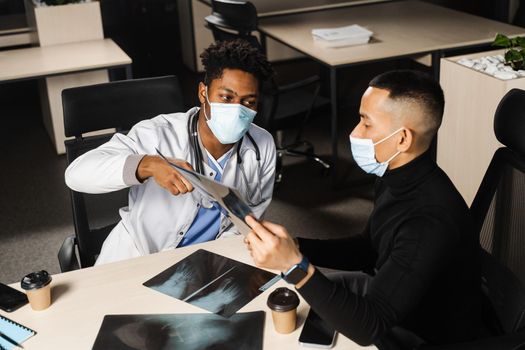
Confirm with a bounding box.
[65,107,276,265]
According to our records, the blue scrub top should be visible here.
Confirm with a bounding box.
[178,149,232,247]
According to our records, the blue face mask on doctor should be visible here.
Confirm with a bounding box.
[203,87,257,144]
[349,127,404,177]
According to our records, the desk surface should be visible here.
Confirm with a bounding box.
[258,0,525,67]
[0,39,132,82]
[2,236,376,349]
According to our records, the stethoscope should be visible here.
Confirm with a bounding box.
[187,109,263,207]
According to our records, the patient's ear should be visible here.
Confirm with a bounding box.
[397,128,413,152]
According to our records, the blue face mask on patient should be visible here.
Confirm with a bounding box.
[349,128,404,177]
[203,87,257,145]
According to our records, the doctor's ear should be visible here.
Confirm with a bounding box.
[397,128,413,153]
[198,82,207,104]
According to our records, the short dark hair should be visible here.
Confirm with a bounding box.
[369,70,445,141]
[200,39,273,86]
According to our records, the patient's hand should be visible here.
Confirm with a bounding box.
[137,155,194,195]
[244,216,303,273]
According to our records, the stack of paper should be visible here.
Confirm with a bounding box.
[312,24,373,48]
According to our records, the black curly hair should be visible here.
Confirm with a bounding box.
[200,39,274,86]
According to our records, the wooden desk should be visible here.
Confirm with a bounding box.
[0,39,131,82]
[197,0,389,17]
[257,0,525,184]
[180,0,391,72]
[0,39,132,154]
[1,236,375,349]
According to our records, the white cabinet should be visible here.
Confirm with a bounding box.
[438,49,525,205]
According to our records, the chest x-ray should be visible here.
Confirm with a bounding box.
[92,311,265,350]
[156,149,254,235]
[143,249,276,317]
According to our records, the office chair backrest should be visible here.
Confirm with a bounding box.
[470,89,525,335]
[210,0,257,29]
[63,76,184,137]
[62,76,185,267]
[204,0,261,50]
[205,0,258,32]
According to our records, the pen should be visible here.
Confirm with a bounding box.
[0,331,23,349]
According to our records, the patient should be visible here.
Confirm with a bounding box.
[244,70,486,348]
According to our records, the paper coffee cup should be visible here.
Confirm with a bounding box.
[267,287,300,334]
[21,270,52,311]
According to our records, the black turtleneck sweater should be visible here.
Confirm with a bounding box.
[297,152,483,346]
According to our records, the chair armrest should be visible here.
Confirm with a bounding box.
[57,235,79,273]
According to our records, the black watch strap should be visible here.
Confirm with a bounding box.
[281,256,309,285]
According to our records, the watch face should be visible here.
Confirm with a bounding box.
[284,265,308,285]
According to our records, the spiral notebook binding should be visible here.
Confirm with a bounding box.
[0,314,36,349]
[0,315,35,335]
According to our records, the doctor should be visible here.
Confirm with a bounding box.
[65,39,276,265]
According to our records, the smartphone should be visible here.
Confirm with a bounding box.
[299,309,337,348]
[0,283,28,312]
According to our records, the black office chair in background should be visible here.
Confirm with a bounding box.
[420,89,525,350]
[205,0,331,184]
[57,76,185,272]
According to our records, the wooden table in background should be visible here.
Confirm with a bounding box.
[0,38,132,154]
[258,0,525,184]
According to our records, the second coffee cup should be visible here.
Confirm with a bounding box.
[267,287,300,334]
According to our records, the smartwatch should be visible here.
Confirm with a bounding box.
[282,255,310,285]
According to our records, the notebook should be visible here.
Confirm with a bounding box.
[0,315,36,350]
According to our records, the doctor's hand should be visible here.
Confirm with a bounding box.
[137,155,194,196]
[244,216,303,273]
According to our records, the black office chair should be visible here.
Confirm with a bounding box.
[205,0,331,184]
[418,89,525,350]
[57,76,185,272]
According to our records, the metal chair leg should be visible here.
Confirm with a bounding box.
[274,149,284,187]
[285,149,331,169]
